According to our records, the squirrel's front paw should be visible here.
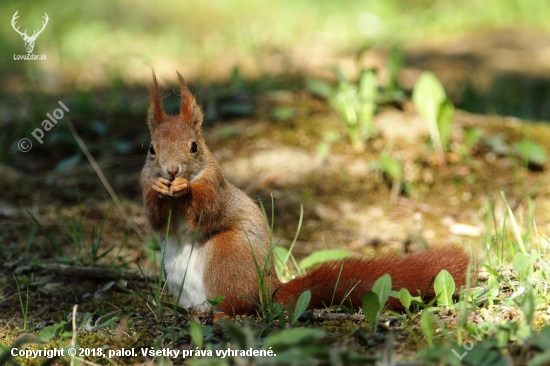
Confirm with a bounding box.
[170,177,189,197]
[151,177,172,198]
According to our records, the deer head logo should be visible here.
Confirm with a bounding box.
[11,11,49,54]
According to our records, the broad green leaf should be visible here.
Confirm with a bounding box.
[530,325,550,351]
[94,310,121,329]
[77,312,94,331]
[387,46,404,91]
[462,339,507,366]
[357,70,378,138]
[389,290,401,298]
[264,328,325,352]
[358,69,378,101]
[298,249,352,272]
[434,270,455,307]
[526,352,550,366]
[189,320,204,349]
[487,274,499,298]
[413,72,450,157]
[293,290,311,323]
[362,291,380,329]
[521,288,535,325]
[437,98,454,149]
[512,252,533,280]
[420,311,435,346]
[494,321,519,348]
[412,72,446,122]
[222,321,254,350]
[305,78,334,99]
[39,322,67,341]
[207,295,226,306]
[512,140,548,166]
[372,273,392,309]
[399,288,412,309]
[516,323,532,343]
[335,84,358,126]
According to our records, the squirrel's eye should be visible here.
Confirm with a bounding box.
[190,141,198,153]
[149,144,155,155]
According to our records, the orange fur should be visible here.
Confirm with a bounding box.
[204,229,275,315]
[148,71,165,131]
[140,71,470,316]
[177,72,193,123]
[274,247,468,311]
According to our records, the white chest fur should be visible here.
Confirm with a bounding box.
[162,231,208,311]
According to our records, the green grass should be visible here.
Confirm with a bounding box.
[2,145,550,364]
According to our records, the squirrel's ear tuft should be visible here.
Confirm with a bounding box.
[147,70,166,134]
[177,71,203,134]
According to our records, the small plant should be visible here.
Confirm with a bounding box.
[398,287,424,320]
[369,151,405,203]
[434,269,457,308]
[420,310,436,347]
[189,320,204,349]
[12,274,29,331]
[412,71,454,166]
[239,201,281,319]
[306,66,379,151]
[458,127,484,157]
[386,46,405,94]
[206,295,226,310]
[28,201,130,267]
[512,139,548,168]
[290,290,311,327]
[2,226,35,269]
[362,274,392,332]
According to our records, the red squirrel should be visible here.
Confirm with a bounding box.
[140,71,469,316]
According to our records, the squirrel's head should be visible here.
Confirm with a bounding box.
[145,71,208,182]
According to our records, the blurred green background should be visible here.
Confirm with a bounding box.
[2,0,550,165]
[2,0,550,85]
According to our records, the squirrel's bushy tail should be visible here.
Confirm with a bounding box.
[274,247,469,310]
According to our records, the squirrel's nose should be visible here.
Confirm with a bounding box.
[166,165,180,180]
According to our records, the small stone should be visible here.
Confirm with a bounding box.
[450,223,481,237]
